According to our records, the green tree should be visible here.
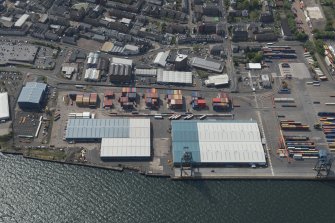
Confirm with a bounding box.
[251,52,263,63]
[295,32,308,41]
[304,40,316,55]
[250,0,260,10]
[315,39,325,56]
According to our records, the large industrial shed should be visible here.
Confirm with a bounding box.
[17,82,47,110]
[65,118,151,160]
[157,70,193,85]
[0,92,10,121]
[172,120,266,166]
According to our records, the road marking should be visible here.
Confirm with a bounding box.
[254,93,275,176]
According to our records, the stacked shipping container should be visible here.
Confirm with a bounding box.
[103,90,114,109]
[119,87,137,109]
[212,92,230,110]
[191,91,206,109]
[280,120,310,131]
[166,89,183,109]
[74,93,98,107]
[283,135,318,158]
[145,88,159,109]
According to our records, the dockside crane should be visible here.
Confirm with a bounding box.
[180,147,194,177]
[314,150,334,178]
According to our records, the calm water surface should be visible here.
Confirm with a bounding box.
[1,155,335,223]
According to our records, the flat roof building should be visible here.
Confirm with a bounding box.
[0,44,38,66]
[0,92,10,121]
[190,57,224,73]
[172,120,266,166]
[157,70,193,85]
[247,63,262,70]
[18,82,47,111]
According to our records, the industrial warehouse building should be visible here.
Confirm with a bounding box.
[157,70,193,85]
[205,74,229,87]
[65,118,151,160]
[0,92,10,121]
[190,57,224,73]
[17,82,47,110]
[172,120,266,166]
[0,44,38,66]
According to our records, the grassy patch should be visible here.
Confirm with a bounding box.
[0,132,13,143]
[25,149,66,161]
[197,70,209,79]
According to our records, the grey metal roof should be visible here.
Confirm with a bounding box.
[135,68,157,76]
[66,118,150,140]
[66,119,130,139]
[17,82,47,104]
[190,57,223,72]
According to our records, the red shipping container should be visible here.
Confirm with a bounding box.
[212,98,221,103]
[198,99,206,105]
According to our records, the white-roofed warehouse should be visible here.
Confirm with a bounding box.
[0,92,10,121]
[65,118,151,160]
[172,120,266,166]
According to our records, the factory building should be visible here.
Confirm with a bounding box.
[17,82,47,111]
[0,44,38,66]
[86,52,100,68]
[84,68,101,81]
[135,68,157,77]
[172,120,266,166]
[157,71,193,85]
[65,118,151,160]
[109,57,133,83]
[0,92,10,121]
[109,62,132,83]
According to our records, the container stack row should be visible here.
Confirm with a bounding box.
[75,93,98,107]
[283,135,318,159]
[318,112,335,151]
[280,120,310,131]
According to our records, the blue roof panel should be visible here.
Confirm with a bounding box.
[18,82,47,104]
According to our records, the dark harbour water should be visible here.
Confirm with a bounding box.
[1,155,335,223]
